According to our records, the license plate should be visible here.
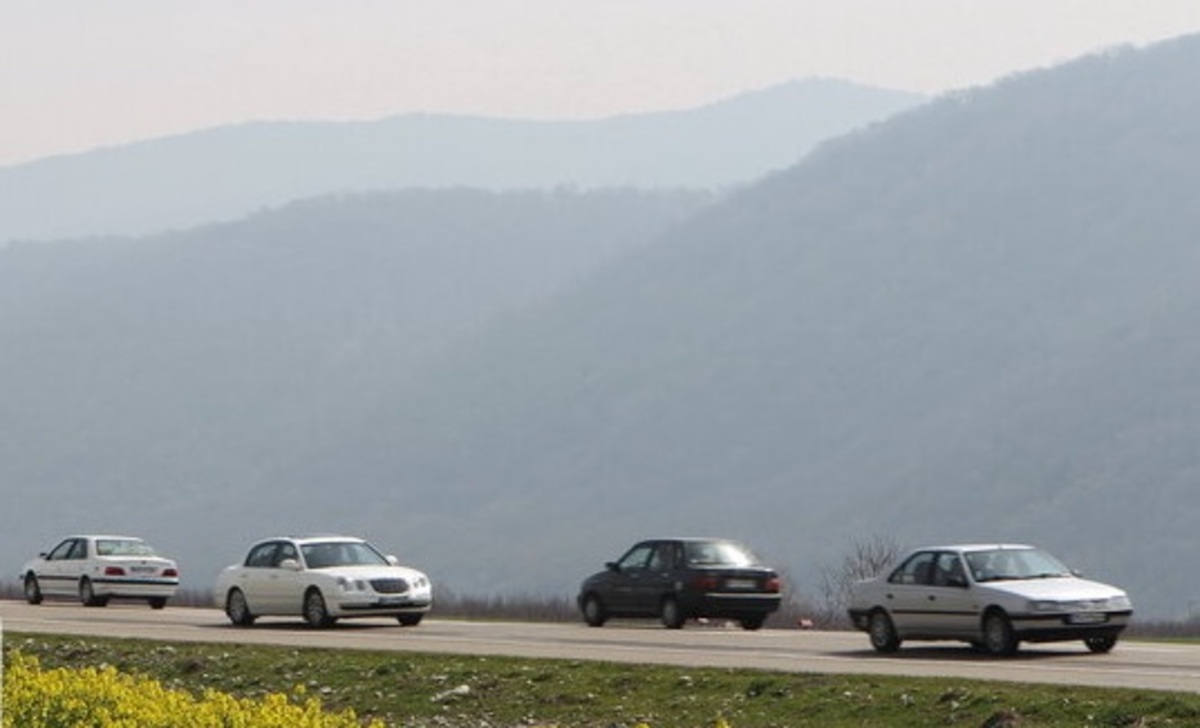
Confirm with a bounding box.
[1068,612,1107,624]
[725,578,757,590]
[130,566,157,574]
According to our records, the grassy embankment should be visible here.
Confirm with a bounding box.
[5,632,1200,727]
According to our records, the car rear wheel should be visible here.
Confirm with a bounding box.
[303,589,335,628]
[225,588,256,626]
[396,613,423,627]
[148,597,168,610]
[24,574,43,605]
[660,596,685,629]
[868,609,901,652]
[79,578,108,607]
[1084,635,1117,653]
[739,614,766,631]
[982,611,1018,656]
[581,594,608,627]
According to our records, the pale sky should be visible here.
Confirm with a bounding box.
[3,1,1200,166]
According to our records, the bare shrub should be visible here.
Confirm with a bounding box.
[814,535,904,628]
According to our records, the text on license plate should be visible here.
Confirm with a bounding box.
[1068,612,1108,624]
[724,578,757,590]
[130,566,157,574]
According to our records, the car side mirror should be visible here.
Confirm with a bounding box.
[386,555,399,565]
[277,558,302,571]
[605,561,620,573]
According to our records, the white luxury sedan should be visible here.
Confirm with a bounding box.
[214,535,433,628]
[847,544,1132,656]
[20,534,180,609]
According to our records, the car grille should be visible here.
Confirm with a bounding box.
[371,578,410,594]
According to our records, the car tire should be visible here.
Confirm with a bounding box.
[24,574,43,605]
[1084,635,1117,654]
[396,613,423,627]
[660,596,685,629]
[148,597,168,610]
[868,609,901,652]
[79,578,108,607]
[303,588,335,628]
[982,610,1018,656]
[225,588,256,626]
[581,594,608,627]
[739,615,766,631]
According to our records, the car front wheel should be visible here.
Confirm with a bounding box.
[581,594,608,627]
[225,588,256,626]
[24,574,43,605]
[982,611,1018,656]
[868,610,900,652]
[303,589,335,628]
[1084,635,1117,653]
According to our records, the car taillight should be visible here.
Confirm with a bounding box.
[764,577,781,593]
[163,568,179,577]
[104,566,126,576]
[692,575,720,590]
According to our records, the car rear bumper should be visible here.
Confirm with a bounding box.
[685,592,781,618]
[93,578,180,599]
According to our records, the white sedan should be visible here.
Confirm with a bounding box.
[847,544,1132,655]
[20,534,180,609]
[214,535,433,628]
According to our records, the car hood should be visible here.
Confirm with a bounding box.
[311,564,427,582]
[979,577,1127,601]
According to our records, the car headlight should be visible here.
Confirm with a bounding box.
[337,578,368,592]
[1108,595,1132,610]
[1029,600,1063,612]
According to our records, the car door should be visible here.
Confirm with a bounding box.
[882,550,939,634]
[264,541,306,614]
[606,542,655,613]
[236,541,282,614]
[40,538,87,597]
[924,551,978,637]
[632,541,678,610]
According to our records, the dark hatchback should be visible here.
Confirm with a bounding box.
[576,538,782,630]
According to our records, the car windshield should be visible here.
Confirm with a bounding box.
[301,541,389,569]
[965,548,1072,583]
[684,540,758,567]
[96,539,157,557]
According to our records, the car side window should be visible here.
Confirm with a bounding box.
[47,540,75,560]
[67,539,87,560]
[648,543,677,572]
[932,553,968,587]
[245,543,278,568]
[618,544,654,570]
[888,551,937,585]
[273,543,299,567]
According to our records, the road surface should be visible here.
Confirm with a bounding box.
[2,600,1198,694]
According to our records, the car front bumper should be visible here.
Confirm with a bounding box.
[1011,610,1133,642]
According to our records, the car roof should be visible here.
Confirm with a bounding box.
[912,544,1036,553]
[64,534,148,541]
[257,534,366,545]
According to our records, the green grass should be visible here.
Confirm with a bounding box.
[6,632,1200,727]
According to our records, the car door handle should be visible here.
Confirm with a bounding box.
[927,595,937,601]
[885,593,894,600]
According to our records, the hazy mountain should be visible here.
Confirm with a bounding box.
[5,36,1200,619]
[250,36,1200,618]
[0,79,922,243]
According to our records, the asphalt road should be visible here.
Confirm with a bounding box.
[3,599,1199,694]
